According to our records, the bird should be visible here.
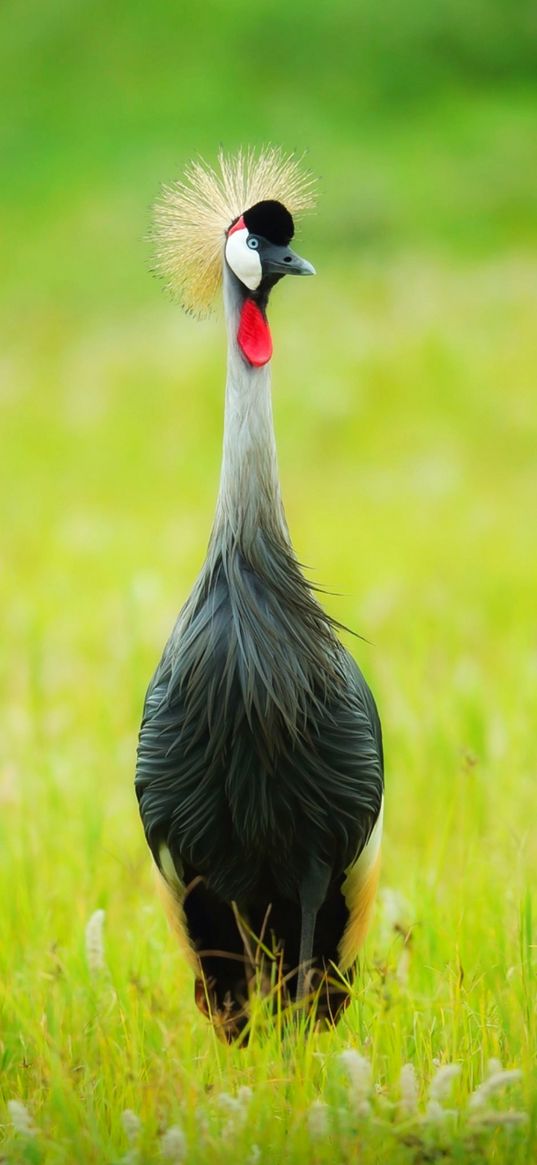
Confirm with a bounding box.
[135,148,384,1041]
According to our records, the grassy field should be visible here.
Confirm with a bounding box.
[1,2,536,1161]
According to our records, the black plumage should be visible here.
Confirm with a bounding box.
[243,200,295,245]
[136,167,384,1039]
[136,535,383,1034]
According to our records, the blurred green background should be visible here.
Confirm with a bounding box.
[1,1,537,1160]
[2,0,537,309]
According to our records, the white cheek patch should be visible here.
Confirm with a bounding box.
[225,227,262,291]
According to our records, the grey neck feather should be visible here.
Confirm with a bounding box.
[173,262,345,746]
[211,265,289,550]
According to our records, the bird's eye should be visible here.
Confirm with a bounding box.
[247,236,259,250]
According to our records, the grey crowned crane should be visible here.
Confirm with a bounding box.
[135,149,384,1041]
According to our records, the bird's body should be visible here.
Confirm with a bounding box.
[136,152,384,1039]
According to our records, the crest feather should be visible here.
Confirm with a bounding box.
[152,147,317,317]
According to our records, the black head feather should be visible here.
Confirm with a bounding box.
[242,200,294,245]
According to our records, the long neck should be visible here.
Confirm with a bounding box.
[212,266,289,550]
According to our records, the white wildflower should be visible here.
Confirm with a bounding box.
[248,1146,261,1164]
[217,1093,242,1115]
[339,1049,372,1115]
[339,1049,371,1094]
[469,1069,523,1111]
[308,1101,330,1137]
[237,1086,253,1110]
[8,1100,38,1137]
[424,1099,457,1124]
[399,1063,419,1117]
[486,1058,503,1078]
[160,1124,186,1161]
[469,1111,528,1127]
[217,1089,251,1138]
[428,1063,461,1103]
[85,908,106,974]
[122,1110,141,1145]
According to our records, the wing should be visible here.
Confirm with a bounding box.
[302,649,384,871]
[135,571,258,902]
[321,652,384,970]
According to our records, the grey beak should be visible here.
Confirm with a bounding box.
[262,241,316,278]
[289,251,316,276]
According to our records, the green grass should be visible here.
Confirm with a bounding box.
[1,0,536,1158]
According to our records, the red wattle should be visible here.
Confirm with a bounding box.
[237,299,273,367]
